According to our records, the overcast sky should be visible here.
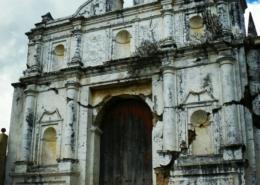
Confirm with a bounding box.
[0,0,259,133]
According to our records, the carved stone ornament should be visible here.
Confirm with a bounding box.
[158,151,173,166]
[73,0,106,18]
[182,89,217,105]
[70,29,83,66]
[39,109,63,123]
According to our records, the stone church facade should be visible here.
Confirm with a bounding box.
[4,0,260,184]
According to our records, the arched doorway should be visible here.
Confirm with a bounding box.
[99,98,153,185]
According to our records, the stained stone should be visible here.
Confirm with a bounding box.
[4,0,260,185]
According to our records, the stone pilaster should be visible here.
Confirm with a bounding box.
[16,85,37,172]
[68,21,83,67]
[219,57,240,145]
[24,37,42,76]
[218,56,243,160]
[230,1,244,38]
[162,66,178,153]
[20,86,37,161]
[160,0,175,48]
[216,0,231,34]
[88,126,103,185]
[63,81,80,160]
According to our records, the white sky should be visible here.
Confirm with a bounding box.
[0,1,259,133]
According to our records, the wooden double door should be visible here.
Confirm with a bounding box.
[100,98,153,185]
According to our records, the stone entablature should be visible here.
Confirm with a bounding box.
[24,0,247,75]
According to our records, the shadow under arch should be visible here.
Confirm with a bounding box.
[93,94,153,128]
[92,94,154,185]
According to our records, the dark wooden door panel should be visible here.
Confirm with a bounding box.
[100,99,153,185]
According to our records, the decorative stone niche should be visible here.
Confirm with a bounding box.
[52,44,65,71]
[41,127,57,165]
[37,109,62,166]
[188,14,205,42]
[190,110,214,155]
[189,15,203,29]
[113,30,132,59]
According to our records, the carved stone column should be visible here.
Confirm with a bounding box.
[161,0,175,47]
[218,56,241,146]
[162,66,178,152]
[63,81,80,159]
[68,21,83,67]
[17,85,37,172]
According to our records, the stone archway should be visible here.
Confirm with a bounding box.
[99,97,153,185]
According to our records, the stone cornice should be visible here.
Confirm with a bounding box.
[17,56,162,86]
[16,39,244,86]
[217,56,236,66]
[172,40,234,59]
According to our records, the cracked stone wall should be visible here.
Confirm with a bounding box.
[5,0,258,185]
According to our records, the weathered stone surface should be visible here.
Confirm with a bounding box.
[5,0,259,185]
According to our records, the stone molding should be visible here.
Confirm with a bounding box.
[24,89,37,97]
[217,56,236,66]
[39,109,63,123]
[65,81,81,90]
[161,66,176,75]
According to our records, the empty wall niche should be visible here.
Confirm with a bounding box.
[41,127,57,165]
[52,44,65,71]
[188,15,205,41]
[190,110,213,155]
[114,30,131,59]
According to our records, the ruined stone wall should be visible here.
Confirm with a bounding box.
[31,0,247,75]
[37,12,163,72]
[5,0,257,184]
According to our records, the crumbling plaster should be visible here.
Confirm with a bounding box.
[5,0,258,185]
